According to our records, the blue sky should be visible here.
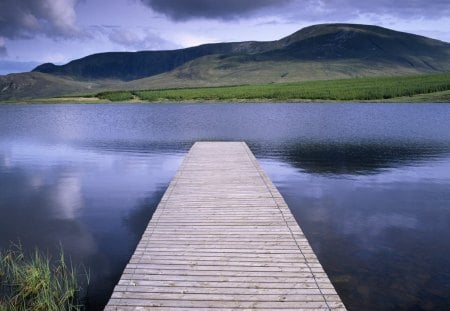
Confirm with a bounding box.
[1,0,449,75]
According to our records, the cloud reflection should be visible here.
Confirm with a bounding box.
[53,175,82,219]
[0,139,183,308]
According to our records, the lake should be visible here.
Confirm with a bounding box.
[0,103,449,310]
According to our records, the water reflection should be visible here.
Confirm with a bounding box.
[261,150,450,310]
[123,189,166,239]
[253,141,450,175]
[0,140,183,309]
[1,103,449,310]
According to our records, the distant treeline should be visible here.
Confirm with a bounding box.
[96,73,450,102]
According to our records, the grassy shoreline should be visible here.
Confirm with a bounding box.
[0,243,88,310]
[2,73,450,104]
[2,92,450,104]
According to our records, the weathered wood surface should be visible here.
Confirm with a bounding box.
[106,142,346,310]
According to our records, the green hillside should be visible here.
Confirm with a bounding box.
[1,23,449,101]
[96,73,450,102]
[33,23,450,82]
[0,72,106,101]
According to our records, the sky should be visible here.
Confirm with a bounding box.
[1,0,450,75]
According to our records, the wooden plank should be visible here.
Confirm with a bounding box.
[106,142,346,310]
[106,298,345,309]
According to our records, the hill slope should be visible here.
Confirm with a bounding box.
[1,23,450,100]
[33,24,450,81]
[0,72,106,101]
[32,41,275,81]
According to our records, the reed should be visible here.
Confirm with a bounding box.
[0,243,88,311]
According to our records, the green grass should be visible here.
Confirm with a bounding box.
[96,73,450,102]
[386,89,450,102]
[97,91,135,101]
[0,243,88,311]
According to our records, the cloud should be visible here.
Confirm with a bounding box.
[173,33,216,48]
[89,26,179,51]
[340,0,450,18]
[284,0,450,21]
[141,0,291,20]
[0,0,79,40]
[108,28,179,50]
[141,0,450,22]
[0,38,7,56]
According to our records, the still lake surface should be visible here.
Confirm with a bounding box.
[0,103,449,310]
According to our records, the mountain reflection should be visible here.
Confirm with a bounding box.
[252,141,450,175]
[77,140,191,155]
[1,103,450,310]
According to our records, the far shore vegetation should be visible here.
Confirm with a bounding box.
[96,73,450,103]
[0,243,88,311]
[2,72,450,104]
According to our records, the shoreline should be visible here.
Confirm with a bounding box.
[2,73,449,104]
[1,96,449,105]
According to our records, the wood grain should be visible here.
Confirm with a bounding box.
[105,142,346,310]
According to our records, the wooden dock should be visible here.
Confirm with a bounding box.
[106,142,346,310]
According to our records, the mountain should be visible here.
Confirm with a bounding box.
[33,24,450,81]
[31,42,275,81]
[2,23,450,100]
[0,72,106,101]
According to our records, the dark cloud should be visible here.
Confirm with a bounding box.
[141,0,291,20]
[0,38,7,56]
[141,0,450,21]
[0,0,79,40]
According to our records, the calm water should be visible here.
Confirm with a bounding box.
[0,103,449,310]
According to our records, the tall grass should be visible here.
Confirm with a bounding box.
[0,243,88,311]
[96,72,450,102]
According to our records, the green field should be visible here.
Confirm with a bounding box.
[96,73,450,103]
